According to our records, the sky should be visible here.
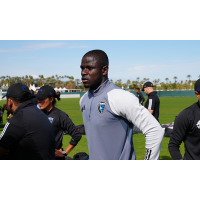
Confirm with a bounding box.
[0,40,200,84]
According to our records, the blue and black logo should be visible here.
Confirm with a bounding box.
[98,101,106,114]
[38,89,42,92]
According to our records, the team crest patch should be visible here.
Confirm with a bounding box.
[48,117,54,123]
[98,102,106,114]
[196,120,200,129]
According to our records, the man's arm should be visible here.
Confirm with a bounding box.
[0,121,24,155]
[148,109,154,114]
[108,89,164,160]
[140,93,145,104]
[168,111,188,160]
[147,98,155,114]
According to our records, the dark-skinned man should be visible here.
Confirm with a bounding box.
[168,79,200,160]
[135,88,145,105]
[79,49,164,160]
[142,82,160,122]
[0,83,55,160]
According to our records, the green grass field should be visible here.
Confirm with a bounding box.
[0,97,197,160]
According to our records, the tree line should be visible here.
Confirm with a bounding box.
[111,75,199,90]
[0,74,199,91]
[0,75,84,90]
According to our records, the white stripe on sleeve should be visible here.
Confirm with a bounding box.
[148,99,152,109]
[0,122,10,140]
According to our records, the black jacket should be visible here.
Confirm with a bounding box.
[169,102,200,160]
[0,100,55,160]
[144,91,160,121]
[136,92,145,104]
[42,107,82,149]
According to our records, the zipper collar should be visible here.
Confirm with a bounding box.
[90,79,110,97]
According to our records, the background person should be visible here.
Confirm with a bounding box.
[80,49,164,160]
[0,83,55,160]
[168,79,200,160]
[2,104,12,121]
[30,89,38,105]
[135,88,145,105]
[36,85,82,160]
[142,81,160,122]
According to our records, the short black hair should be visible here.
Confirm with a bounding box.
[11,92,31,104]
[136,88,140,91]
[83,49,109,67]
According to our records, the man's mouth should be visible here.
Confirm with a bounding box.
[82,78,88,83]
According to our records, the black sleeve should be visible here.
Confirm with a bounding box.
[139,93,145,104]
[60,113,82,146]
[168,110,189,160]
[0,122,24,150]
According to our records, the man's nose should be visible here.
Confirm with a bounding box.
[81,68,88,75]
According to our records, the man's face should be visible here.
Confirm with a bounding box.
[80,56,105,90]
[195,91,200,103]
[143,87,148,95]
[135,89,139,93]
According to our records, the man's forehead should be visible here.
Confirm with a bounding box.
[81,56,98,64]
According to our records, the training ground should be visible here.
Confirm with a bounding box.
[0,97,197,160]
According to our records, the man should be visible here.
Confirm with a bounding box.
[135,88,145,105]
[80,49,164,160]
[168,79,200,160]
[142,82,160,121]
[0,83,55,160]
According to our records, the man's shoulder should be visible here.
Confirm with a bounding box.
[149,92,159,99]
[180,102,198,115]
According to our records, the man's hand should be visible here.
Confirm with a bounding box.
[55,149,64,157]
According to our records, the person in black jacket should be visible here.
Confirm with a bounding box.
[36,85,82,159]
[2,104,12,121]
[135,88,145,105]
[0,83,55,160]
[168,79,200,160]
[142,81,160,122]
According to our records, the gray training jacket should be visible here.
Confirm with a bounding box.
[80,80,164,160]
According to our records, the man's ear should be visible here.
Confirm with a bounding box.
[195,91,200,100]
[102,65,108,76]
[7,98,13,106]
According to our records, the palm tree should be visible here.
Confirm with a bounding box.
[173,76,178,83]
[126,79,131,86]
[165,78,169,84]
[186,75,191,81]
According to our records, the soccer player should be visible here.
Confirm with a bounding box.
[0,83,55,160]
[79,49,164,160]
[135,88,145,105]
[168,79,200,160]
[142,82,160,122]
